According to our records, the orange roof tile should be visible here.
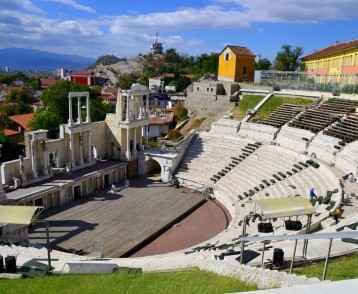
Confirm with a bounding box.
[221,45,256,57]
[302,40,358,61]
[9,113,34,131]
[4,128,20,136]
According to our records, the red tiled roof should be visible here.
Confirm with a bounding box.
[71,70,94,76]
[149,112,175,125]
[40,78,58,88]
[4,128,20,137]
[9,113,34,131]
[302,40,358,61]
[221,45,256,57]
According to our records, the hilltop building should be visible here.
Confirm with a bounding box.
[218,45,256,82]
[302,40,358,84]
[151,33,164,55]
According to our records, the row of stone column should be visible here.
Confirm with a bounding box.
[68,93,91,126]
[69,130,93,169]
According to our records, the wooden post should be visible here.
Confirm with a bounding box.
[303,214,312,258]
[261,241,266,268]
[289,239,298,274]
[45,221,52,273]
[240,216,247,264]
[322,239,333,281]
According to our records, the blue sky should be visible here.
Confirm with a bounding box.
[1,0,358,60]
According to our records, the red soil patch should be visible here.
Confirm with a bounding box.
[132,199,231,257]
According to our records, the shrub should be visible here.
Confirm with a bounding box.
[167,129,182,141]
[174,103,188,122]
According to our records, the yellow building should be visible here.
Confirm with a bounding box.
[218,45,256,82]
[302,40,358,84]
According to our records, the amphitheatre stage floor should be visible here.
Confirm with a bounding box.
[29,178,207,257]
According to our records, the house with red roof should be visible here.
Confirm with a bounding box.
[4,113,34,142]
[40,78,58,89]
[148,111,175,138]
[70,70,96,86]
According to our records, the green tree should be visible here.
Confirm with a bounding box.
[30,109,60,137]
[274,45,303,71]
[5,87,33,105]
[31,80,110,137]
[255,58,272,70]
[116,73,139,90]
[174,103,188,122]
[26,78,41,90]
[4,87,34,115]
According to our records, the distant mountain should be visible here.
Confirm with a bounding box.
[0,48,95,71]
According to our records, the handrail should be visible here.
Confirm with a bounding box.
[240,229,358,281]
[241,230,358,242]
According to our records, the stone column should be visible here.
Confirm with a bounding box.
[0,168,5,200]
[88,131,92,163]
[77,97,82,124]
[56,152,60,168]
[126,128,130,160]
[69,134,75,169]
[59,190,66,206]
[86,94,91,123]
[31,138,38,178]
[19,155,26,183]
[43,150,49,176]
[68,97,73,126]
[133,127,137,158]
[79,133,84,166]
[126,95,130,122]
[146,125,149,145]
[146,95,149,118]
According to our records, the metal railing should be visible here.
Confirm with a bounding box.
[255,70,358,94]
[240,230,358,280]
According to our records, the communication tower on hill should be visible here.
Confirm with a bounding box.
[151,33,163,55]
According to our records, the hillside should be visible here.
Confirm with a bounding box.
[92,49,218,86]
[93,56,145,85]
[0,48,95,71]
[88,54,125,68]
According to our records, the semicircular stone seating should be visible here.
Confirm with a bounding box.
[177,130,342,244]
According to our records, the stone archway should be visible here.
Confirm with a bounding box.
[144,155,174,183]
[146,159,162,177]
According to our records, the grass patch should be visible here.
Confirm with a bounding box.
[254,96,313,121]
[0,269,257,294]
[232,95,265,120]
[293,253,358,281]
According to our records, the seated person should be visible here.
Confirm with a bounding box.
[309,187,318,204]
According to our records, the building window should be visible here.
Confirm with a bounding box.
[207,88,210,92]
[225,53,230,61]
[243,66,247,75]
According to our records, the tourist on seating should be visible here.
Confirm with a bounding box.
[330,207,344,224]
[309,187,318,204]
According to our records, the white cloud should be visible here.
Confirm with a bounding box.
[216,0,358,22]
[1,0,358,57]
[0,0,44,14]
[110,5,250,34]
[44,0,96,14]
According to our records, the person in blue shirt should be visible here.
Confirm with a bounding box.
[309,188,318,203]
